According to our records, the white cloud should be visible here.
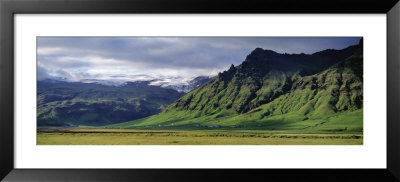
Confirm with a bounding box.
[37,47,67,55]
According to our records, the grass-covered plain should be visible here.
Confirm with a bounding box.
[37,128,362,145]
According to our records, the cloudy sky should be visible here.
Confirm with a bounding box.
[37,37,361,86]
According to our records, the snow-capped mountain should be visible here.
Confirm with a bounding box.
[40,75,215,93]
[161,76,214,93]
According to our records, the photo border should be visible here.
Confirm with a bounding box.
[1,0,399,181]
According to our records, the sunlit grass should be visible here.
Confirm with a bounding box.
[37,129,362,145]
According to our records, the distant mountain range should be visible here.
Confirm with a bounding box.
[108,39,363,133]
[37,75,214,126]
[37,80,180,126]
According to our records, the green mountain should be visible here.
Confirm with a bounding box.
[109,39,363,133]
[37,81,184,126]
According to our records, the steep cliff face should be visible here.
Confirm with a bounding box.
[258,50,362,119]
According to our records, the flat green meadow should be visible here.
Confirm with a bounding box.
[37,128,362,145]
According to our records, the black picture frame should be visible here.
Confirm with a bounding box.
[1,0,399,181]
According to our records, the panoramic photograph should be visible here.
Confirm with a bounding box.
[37,37,363,145]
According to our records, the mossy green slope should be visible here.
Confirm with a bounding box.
[109,40,363,133]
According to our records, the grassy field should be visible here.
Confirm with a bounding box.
[37,128,362,145]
